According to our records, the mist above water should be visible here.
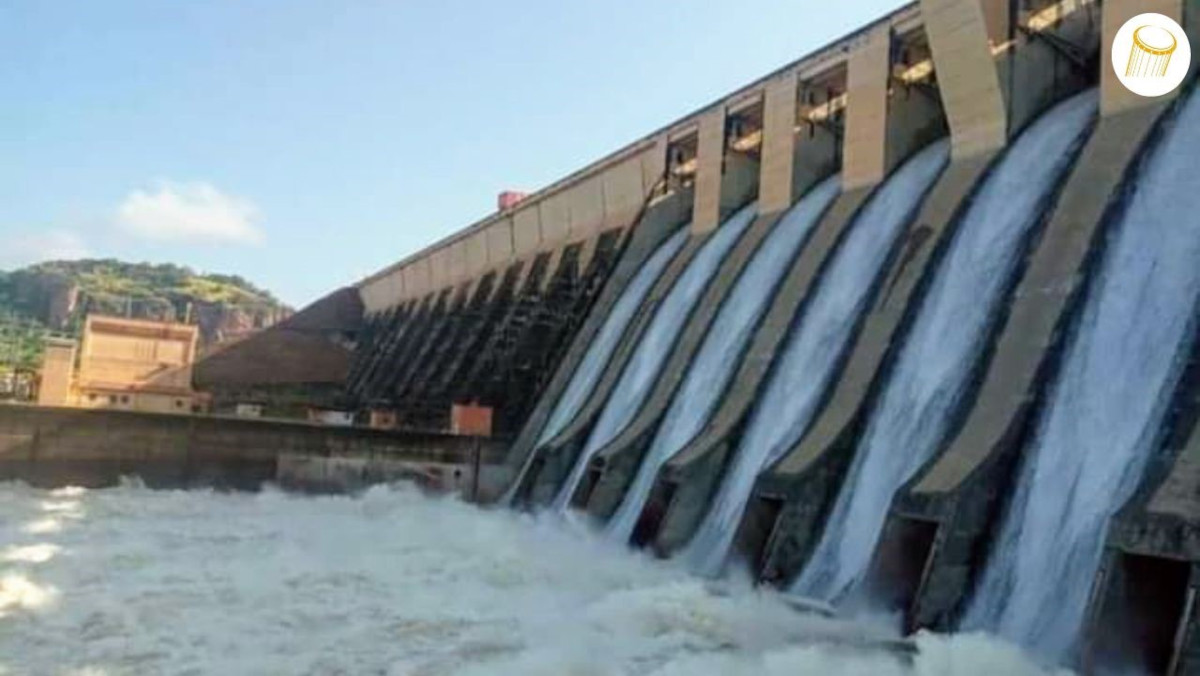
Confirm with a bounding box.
[0,481,1064,675]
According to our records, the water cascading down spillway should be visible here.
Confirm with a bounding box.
[540,229,689,444]
[962,85,1200,664]
[602,176,841,542]
[682,139,952,576]
[793,90,1099,602]
[504,227,689,502]
[553,205,758,510]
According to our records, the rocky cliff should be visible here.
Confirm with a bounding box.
[0,260,291,369]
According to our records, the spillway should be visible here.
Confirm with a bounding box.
[793,90,1098,602]
[505,228,689,502]
[553,205,757,510]
[539,229,689,445]
[682,139,950,576]
[603,177,841,542]
[962,86,1200,663]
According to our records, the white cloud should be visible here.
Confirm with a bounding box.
[116,181,265,245]
[0,230,89,270]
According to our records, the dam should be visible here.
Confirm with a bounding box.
[7,0,1200,672]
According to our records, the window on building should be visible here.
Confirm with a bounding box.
[108,395,117,404]
[120,395,130,404]
[175,400,184,409]
[88,393,97,402]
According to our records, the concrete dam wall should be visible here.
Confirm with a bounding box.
[193,0,1200,671]
[499,0,1200,671]
[0,404,507,498]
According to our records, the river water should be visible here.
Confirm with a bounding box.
[0,481,1064,675]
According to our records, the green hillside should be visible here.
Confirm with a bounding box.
[0,259,290,371]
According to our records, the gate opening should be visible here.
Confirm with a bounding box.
[1091,551,1192,674]
[734,495,785,581]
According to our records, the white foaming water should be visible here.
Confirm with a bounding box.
[553,204,758,510]
[683,140,950,576]
[541,229,689,445]
[504,228,688,504]
[604,176,841,542]
[964,87,1200,663]
[795,90,1098,602]
[0,481,1067,675]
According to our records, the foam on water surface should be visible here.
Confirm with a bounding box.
[0,482,1063,675]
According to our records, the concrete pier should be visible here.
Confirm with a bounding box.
[891,99,1173,632]
[1098,339,1200,673]
[519,216,708,506]
[577,13,947,543]
[878,0,1200,636]
[498,190,693,499]
[749,155,993,586]
[733,0,1103,590]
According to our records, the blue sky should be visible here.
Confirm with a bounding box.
[2,1,902,307]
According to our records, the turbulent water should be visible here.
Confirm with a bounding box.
[963,87,1200,663]
[553,205,757,510]
[794,91,1098,602]
[0,482,1067,675]
[604,176,841,542]
[682,140,950,576]
[504,228,688,504]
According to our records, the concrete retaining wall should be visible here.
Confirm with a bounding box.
[0,404,506,499]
